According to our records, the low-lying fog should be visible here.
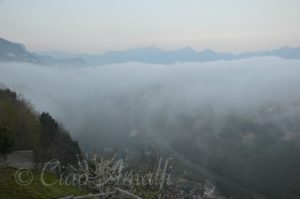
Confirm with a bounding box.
[1,58,300,145]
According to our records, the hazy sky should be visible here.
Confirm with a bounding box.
[1,0,300,53]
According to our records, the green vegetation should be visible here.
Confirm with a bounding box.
[0,125,14,154]
[0,88,85,198]
[0,168,87,199]
[0,88,81,164]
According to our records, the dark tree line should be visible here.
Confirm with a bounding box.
[0,88,81,165]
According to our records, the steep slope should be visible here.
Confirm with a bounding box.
[0,88,81,164]
[0,38,43,64]
[0,37,88,66]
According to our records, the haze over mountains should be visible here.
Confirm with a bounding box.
[0,37,88,67]
[1,56,300,199]
[1,37,300,66]
[39,46,300,66]
[2,35,300,198]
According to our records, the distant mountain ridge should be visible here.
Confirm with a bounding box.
[1,37,300,66]
[39,46,300,66]
[0,37,43,64]
[0,37,88,66]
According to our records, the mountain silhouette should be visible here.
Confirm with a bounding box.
[1,37,300,66]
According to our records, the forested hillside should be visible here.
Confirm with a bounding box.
[0,88,80,164]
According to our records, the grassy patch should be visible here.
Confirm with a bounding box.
[0,168,88,199]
